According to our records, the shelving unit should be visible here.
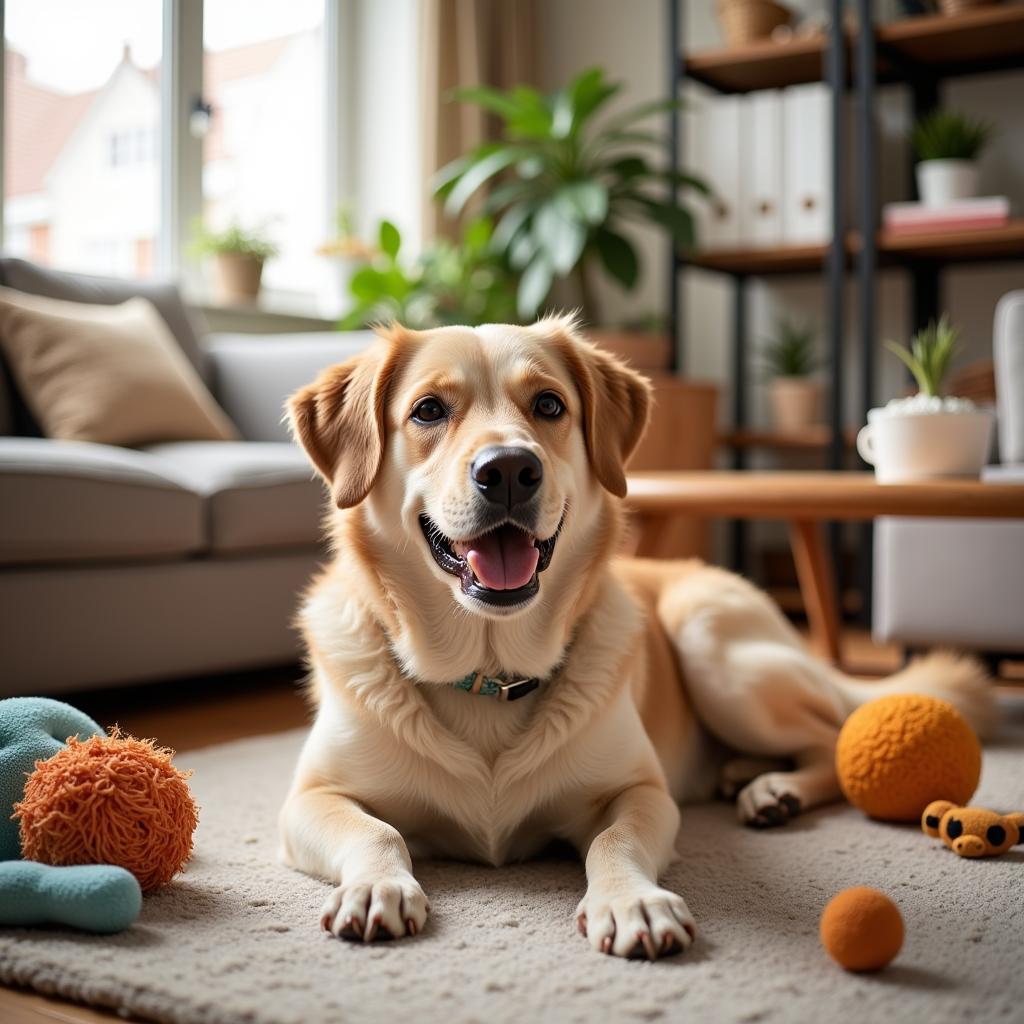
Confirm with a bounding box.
[666,0,1024,596]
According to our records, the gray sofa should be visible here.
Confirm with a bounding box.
[873,290,1024,655]
[0,258,372,694]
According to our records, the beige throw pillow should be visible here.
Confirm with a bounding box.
[0,287,238,445]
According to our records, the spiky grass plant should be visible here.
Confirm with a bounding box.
[912,110,994,162]
[884,315,960,397]
[761,318,820,378]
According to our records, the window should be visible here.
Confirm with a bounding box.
[3,0,163,277]
[201,0,326,300]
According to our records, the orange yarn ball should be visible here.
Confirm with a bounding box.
[836,694,980,822]
[14,730,198,893]
[820,887,904,972]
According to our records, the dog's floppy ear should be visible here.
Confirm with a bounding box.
[550,321,652,498]
[287,337,404,509]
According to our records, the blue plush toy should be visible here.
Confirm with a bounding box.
[0,697,142,933]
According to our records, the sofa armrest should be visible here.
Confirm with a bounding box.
[203,331,376,442]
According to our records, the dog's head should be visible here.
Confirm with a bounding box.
[288,316,651,618]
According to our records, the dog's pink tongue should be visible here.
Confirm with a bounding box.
[466,529,539,591]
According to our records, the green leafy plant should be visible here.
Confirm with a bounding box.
[434,67,708,322]
[884,315,959,397]
[912,110,994,162]
[340,218,518,330]
[760,318,820,378]
[189,221,279,261]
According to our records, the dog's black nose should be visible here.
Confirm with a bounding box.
[471,447,542,509]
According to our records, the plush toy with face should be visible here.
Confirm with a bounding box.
[922,800,1024,858]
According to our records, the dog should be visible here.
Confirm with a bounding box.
[279,315,994,960]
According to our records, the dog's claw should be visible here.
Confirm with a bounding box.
[601,935,613,954]
[406,918,417,937]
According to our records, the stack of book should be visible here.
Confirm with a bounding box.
[882,197,1011,236]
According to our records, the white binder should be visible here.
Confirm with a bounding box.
[782,84,832,243]
[740,90,784,247]
[692,95,741,249]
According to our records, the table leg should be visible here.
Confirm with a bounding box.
[788,519,842,664]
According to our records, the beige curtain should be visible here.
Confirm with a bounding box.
[420,0,538,242]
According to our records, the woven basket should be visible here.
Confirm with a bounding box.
[716,0,792,46]
[938,0,1001,13]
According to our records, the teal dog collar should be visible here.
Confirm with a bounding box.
[452,671,540,701]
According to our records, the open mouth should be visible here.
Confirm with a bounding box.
[419,514,562,608]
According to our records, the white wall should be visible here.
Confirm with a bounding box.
[537,0,1024,432]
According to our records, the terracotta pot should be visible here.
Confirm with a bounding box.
[716,0,792,46]
[769,377,821,433]
[588,330,673,372]
[213,253,264,304]
[938,0,1000,15]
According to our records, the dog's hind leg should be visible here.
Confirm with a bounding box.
[658,565,847,826]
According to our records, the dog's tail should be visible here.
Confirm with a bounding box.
[831,650,999,739]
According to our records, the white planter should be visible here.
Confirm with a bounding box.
[916,159,979,208]
[856,396,994,483]
[769,377,821,433]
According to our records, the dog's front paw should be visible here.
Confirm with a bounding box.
[575,885,696,959]
[320,871,429,942]
[736,773,803,828]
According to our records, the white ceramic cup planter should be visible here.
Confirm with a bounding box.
[916,159,979,208]
[857,396,994,483]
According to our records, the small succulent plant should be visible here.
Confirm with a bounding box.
[912,110,994,163]
[760,318,820,378]
[885,315,960,397]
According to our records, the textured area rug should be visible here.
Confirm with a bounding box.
[2,707,1023,1024]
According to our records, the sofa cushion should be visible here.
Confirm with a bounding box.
[0,289,238,446]
[0,258,207,375]
[145,441,324,553]
[0,438,204,565]
[203,331,375,442]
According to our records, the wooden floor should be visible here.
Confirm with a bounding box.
[2,630,1020,1024]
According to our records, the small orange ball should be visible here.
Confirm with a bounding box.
[836,694,980,822]
[820,887,904,972]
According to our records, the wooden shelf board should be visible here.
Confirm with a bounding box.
[684,6,1024,94]
[878,5,1024,72]
[685,34,829,93]
[878,220,1024,263]
[680,220,1024,276]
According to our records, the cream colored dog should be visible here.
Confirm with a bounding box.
[279,316,993,960]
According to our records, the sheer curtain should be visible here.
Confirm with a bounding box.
[420,0,538,241]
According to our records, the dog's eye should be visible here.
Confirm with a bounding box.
[411,398,447,424]
[534,392,565,419]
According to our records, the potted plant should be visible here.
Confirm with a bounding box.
[340,217,518,330]
[434,67,708,328]
[190,222,278,304]
[857,315,994,482]
[911,109,994,208]
[715,0,793,46]
[761,318,822,432]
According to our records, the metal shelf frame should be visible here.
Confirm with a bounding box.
[666,0,1024,602]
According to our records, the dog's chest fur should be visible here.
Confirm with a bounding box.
[300,575,657,866]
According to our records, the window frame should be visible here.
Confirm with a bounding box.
[0,0,348,304]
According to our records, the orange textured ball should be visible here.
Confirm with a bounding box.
[836,694,980,822]
[820,887,904,972]
[14,730,198,892]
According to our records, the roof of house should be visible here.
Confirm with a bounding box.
[4,34,294,198]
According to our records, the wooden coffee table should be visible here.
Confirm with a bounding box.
[625,471,1024,664]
